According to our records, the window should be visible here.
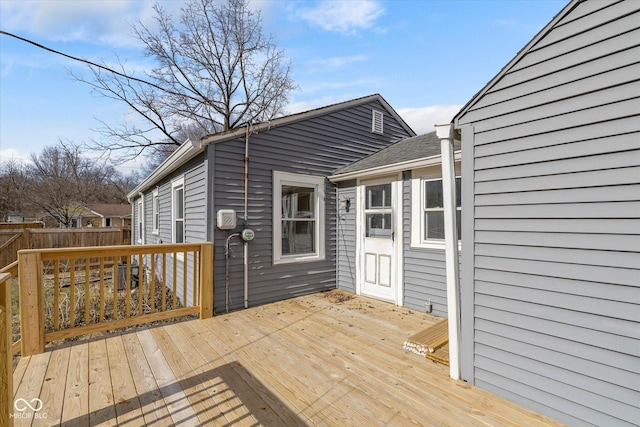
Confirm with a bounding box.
[273,171,325,264]
[152,189,159,234]
[365,183,392,238]
[411,167,461,248]
[105,217,112,227]
[137,198,144,244]
[172,178,185,243]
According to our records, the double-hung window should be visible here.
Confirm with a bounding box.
[152,189,159,234]
[137,198,144,244]
[172,178,185,243]
[411,167,461,248]
[273,171,325,264]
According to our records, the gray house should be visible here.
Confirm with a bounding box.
[128,94,415,313]
[437,0,640,425]
[329,132,460,317]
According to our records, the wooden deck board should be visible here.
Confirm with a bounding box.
[12,291,565,426]
[88,339,116,427]
[32,345,70,426]
[120,332,173,426]
[61,342,89,425]
[106,335,143,426]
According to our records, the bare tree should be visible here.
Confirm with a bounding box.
[0,160,27,221]
[20,142,126,227]
[75,0,296,162]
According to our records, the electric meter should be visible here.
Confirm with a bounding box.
[241,228,255,242]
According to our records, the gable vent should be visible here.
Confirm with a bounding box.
[372,109,384,134]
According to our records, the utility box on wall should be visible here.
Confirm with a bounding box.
[216,209,237,230]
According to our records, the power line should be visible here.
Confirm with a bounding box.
[0,29,189,100]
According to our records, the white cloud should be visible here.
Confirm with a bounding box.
[297,1,384,34]
[308,55,368,70]
[397,105,462,135]
[0,0,173,47]
[0,148,31,164]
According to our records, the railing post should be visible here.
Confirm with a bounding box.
[0,272,14,427]
[18,251,44,356]
[199,243,214,319]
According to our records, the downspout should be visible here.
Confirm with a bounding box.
[435,123,461,380]
[243,125,250,309]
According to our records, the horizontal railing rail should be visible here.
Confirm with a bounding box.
[17,242,213,356]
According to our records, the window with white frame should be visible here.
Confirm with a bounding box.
[172,178,185,243]
[152,189,159,234]
[411,167,461,248]
[137,198,144,244]
[273,171,325,264]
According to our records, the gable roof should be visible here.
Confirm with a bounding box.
[87,203,131,217]
[329,131,461,182]
[452,0,578,124]
[128,94,414,200]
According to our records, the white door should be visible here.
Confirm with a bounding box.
[361,178,396,302]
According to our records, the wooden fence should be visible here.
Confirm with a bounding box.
[0,222,43,230]
[0,228,131,269]
[18,243,213,356]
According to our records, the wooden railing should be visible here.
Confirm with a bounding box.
[17,243,213,356]
[0,261,20,357]
[0,271,13,427]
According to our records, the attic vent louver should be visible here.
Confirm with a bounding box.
[372,109,384,134]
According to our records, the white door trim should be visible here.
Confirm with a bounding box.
[355,173,403,305]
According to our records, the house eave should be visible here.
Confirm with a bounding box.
[452,0,580,126]
[127,138,204,201]
[328,150,461,182]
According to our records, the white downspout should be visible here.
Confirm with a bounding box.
[435,123,461,380]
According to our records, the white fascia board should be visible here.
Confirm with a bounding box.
[127,138,204,201]
[328,151,461,182]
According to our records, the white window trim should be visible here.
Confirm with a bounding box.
[152,188,159,235]
[273,171,325,264]
[137,196,145,244]
[172,177,185,245]
[411,166,461,250]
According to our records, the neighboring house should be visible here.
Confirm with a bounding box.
[127,94,415,313]
[437,1,639,425]
[87,203,132,228]
[329,132,460,317]
[64,203,132,228]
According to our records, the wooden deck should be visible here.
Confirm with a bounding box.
[12,291,564,426]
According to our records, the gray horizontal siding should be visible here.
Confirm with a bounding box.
[132,155,207,306]
[337,182,356,293]
[456,1,640,425]
[402,173,448,316]
[213,99,412,312]
[185,162,207,243]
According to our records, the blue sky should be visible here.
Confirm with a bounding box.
[0,0,567,172]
